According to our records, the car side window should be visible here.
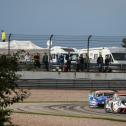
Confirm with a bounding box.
[96,93,103,97]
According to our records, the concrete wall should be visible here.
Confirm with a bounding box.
[17,71,126,80]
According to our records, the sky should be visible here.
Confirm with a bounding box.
[0,0,126,36]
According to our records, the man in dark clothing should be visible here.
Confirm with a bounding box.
[34,53,41,69]
[65,53,71,71]
[97,54,103,72]
[79,54,84,71]
[76,56,80,72]
[59,54,64,71]
[104,55,111,72]
[84,54,89,71]
[42,53,49,71]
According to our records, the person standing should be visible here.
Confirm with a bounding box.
[76,56,80,72]
[79,54,84,71]
[97,54,103,72]
[59,54,64,71]
[25,52,32,64]
[66,52,71,72]
[84,54,89,71]
[104,55,111,72]
[1,30,6,42]
[34,53,41,69]
[42,53,49,71]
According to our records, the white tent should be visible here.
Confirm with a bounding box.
[0,40,43,50]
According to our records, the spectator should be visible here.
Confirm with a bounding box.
[79,54,84,71]
[104,55,111,72]
[66,52,71,71]
[63,63,68,72]
[84,54,89,71]
[42,53,49,71]
[1,30,6,42]
[59,54,64,71]
[34,53,41,69]
[97,54,103,72]
[76,56,80,72]
[25,52,32,64]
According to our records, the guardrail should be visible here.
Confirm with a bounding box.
[17,79,126,89]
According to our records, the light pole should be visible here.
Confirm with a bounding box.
[87,35,92,71]
[49,34,53,71]
[8,33,11,55]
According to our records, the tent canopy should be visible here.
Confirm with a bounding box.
[0,40,43,50]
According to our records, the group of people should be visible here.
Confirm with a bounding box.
[76,54,89,72]
[57,53,89,72]
[22,52,49,71]
[97,54,111,72]
[22,52,111,72]
[25,52,111,72]
[33,52,49,71]
[58,53,72,72]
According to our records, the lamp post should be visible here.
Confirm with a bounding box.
[49,34,53,71]
[87,35,92,71]
[8,33,11,55]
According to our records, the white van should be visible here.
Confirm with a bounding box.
[79,47,126,65]
[51,46,78,64]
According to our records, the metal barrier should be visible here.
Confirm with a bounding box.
[17,79,126,89]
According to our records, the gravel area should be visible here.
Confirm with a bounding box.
[24,89,89,102]
[11,89,126,126]
[11,113,126,126]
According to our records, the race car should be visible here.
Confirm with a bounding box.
[104,92,126,113]
[88,90,115,107]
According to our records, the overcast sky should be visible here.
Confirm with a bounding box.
[0,0,126,35]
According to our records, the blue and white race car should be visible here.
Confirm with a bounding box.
[88,90,115,107]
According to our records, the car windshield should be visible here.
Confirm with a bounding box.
[95,93,114,97]
[104,93,114,97]
[95,93,103,97]
[112,53,126,60]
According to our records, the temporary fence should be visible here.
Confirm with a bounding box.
[2,34,126,48]
[0,34,126,72]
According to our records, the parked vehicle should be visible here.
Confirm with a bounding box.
[88,90,115,107]
[50,46,78,64]
[105,92,126,113]
[79,47,126,64]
